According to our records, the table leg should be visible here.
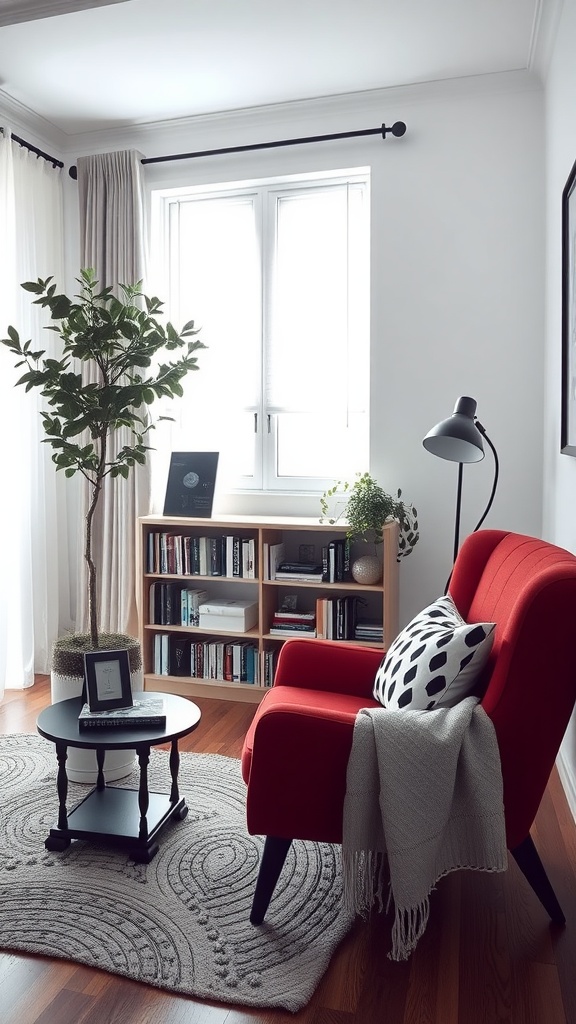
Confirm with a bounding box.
[55,741,68,829]
[96,747,106,790]
[45,742,72,852]
[137,745,151,840]
[169,739,180,803]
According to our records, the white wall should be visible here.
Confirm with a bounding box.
[544,0,576,817]
[2,70,546,632]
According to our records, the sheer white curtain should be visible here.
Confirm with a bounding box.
[75,150,149,638]
[0,130,68,696]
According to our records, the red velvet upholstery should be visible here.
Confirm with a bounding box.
[242,530,576,922]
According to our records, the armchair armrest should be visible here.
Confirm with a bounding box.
[274,638,383,698]
[245,691,368,843]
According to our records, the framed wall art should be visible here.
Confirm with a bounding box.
[561,156,576,455]
[163,451,219,517]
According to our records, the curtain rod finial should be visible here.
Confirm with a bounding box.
[381,121,407,139]
[69,165,77,180]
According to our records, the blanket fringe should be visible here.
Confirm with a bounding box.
[390,899,430,961]
[342,850,387,918]
[342,850,431,962]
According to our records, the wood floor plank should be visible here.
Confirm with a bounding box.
[1,677,576,1023]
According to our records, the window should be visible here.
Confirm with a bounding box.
[151,169,370,494]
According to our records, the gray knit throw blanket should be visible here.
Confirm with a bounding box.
[342,697,507,961]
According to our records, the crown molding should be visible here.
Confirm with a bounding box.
[0,87,67,153]
[528,0,564,81]
[67,69,542,159]
[0,0,131,27]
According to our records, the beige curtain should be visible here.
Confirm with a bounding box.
[76,149,149,638]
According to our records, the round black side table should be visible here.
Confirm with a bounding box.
[37,692,201,862]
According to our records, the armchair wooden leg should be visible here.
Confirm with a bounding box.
[250,836,292,925]
[511,834,566,925]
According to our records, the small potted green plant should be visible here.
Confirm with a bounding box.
[320,472,419,582]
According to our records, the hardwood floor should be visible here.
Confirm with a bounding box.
[1,677,576,1024]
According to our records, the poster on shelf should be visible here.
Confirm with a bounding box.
[163,452,219,517]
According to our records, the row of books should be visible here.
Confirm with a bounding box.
[316,596,381,642]
[147,531,256,579]
[149,583,209,626]
[153,634,261,683]
[268,600,384,643]
[262,538,353,583]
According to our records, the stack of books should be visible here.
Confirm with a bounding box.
[78,695,166,730]
[269,609,316,636]
[274,562,324,582]
[354,620,384,644]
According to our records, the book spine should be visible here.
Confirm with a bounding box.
[166,534,175,574]
[199,537,209,576]
[174,534,183,575]
[233,537,241,577]
[328,541,336,583]
[225,535,235,577]
[335,540,344,582]
[160,533,168,574]
[210,536,221,576]
[242,538,250,577]
[79,717,166,729]
[192,536,200,574]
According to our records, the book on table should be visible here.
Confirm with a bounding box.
[78,695,166,729]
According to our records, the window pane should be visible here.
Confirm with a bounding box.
[266,187,350,413]
[276,412,368,479]
[168,195,261,481]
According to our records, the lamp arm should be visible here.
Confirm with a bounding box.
[471,421,499,533]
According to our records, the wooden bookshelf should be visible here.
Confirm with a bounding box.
[137,514,399,703]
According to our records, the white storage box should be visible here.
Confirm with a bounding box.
[198,599,258,632]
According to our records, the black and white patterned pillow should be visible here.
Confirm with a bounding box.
[373,595,495,711]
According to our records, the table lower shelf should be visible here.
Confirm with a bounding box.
[45,785,188,863]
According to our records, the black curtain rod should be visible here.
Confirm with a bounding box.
[1,129,63,169]
[68,120,406,179]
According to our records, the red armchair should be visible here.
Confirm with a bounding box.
[241,529,576,925]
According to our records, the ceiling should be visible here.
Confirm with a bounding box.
[0,0,557,138]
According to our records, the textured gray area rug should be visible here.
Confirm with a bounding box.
[0,733,353,1012]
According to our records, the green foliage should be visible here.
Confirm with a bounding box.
[320,471,419,561]
[1,268,205,647]
[1,268,204,484]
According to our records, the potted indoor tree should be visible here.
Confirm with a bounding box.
[320,471,419,582]
[1,268,204,779]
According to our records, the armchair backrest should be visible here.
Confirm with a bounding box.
[449,530,576,847]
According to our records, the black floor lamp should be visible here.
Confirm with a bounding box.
[423,396,499,565]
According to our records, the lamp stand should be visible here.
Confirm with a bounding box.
[453,462,464,564]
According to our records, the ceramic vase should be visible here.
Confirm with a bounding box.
[351,553,382,585]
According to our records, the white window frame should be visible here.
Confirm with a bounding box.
[150,167,370,495]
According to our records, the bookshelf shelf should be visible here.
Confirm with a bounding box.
[138,514,399,703]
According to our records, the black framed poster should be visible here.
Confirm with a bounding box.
[561,156,576,455]
[163,452,219,517]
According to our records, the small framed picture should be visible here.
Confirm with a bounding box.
[163,452,219,517]
[84,649,133,712]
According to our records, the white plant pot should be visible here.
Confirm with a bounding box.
[51,667,144,784]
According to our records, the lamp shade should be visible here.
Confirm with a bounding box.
[422,396,485,464]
